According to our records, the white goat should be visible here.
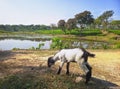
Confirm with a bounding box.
[47,48,95,84]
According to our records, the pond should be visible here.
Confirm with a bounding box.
[0,35,109,50]
[0,34,52,50]
[0,38,52,50]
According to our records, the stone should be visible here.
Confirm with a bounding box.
[75,76,83,83]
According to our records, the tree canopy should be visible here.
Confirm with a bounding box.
[75,11,94,28]
[65,18,76,32]
[57,20,66,34]
[96,10,114,29]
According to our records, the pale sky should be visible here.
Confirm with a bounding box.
[0,0,119,25]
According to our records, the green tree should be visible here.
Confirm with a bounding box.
[57,20,66,34]
[65,18,76,33]
[75,11,94,35]
[96,10,114,30]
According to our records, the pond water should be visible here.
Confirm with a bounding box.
[0,36,109,50]
[0,38,52,50]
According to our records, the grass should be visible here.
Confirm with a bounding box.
[0,72,86,89]
[108,29,120,35]
[35,29,65,35]
[35,29,102,36]
[0,50,120,89]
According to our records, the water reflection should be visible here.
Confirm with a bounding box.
[0,39,52,50]
[0,37,109,50]
[72,41,109,49]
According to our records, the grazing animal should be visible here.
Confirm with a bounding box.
[47,48,95,84]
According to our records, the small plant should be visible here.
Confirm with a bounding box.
[50,37,62,49]
[29,43,44,50]
[50,37,70,49]
[102,43,109,49]
[114,44,120,49]
[12,47,20,50]
[36,43,44,49]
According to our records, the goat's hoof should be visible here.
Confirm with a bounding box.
[66,73,70,75]
[57,72,60,75]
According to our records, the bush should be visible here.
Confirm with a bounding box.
[108,30,120,35]
[50,37,70,49]
[29,43,44,50]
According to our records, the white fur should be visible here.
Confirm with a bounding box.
[49,48,94,83]
[53,48,84,62]
[52,48,90,72]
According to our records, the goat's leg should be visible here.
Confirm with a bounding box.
[85,63,92,84]
[66,62,70,75]
[78,60,92,84]
[57,62,64,74]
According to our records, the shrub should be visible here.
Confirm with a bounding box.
[50,37,70,49]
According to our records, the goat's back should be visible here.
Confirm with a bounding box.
[59,48,84,62]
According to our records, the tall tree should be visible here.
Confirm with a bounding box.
[75,11,94,35]
[57,20,66,34]
[65,18,76,33]
[96,10,114,30]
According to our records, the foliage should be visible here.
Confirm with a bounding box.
[57,20,66,34]
[29,43,44,50]
[65,18,76,32]
[75,11,94,27]
[108,30,120,35]
[110,20,120,25]
[0,24,51,32]
[96,10,114,30]
[35,29,64,35]
[80,29,102,36]
[50,37,70,49]
[116,44,120,48]
[102,44,110,49]
[12,48,20,50]
[74,10,94,35]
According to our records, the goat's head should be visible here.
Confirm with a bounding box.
[47,56,55,68]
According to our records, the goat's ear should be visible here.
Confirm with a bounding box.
[48,56,53,62]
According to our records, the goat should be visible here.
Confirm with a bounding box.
[47,48,95,84]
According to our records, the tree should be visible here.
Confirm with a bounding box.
[57,20,66,34]
[65,18,76,33]
[96,10,114,30]
[75,11,94,35]
[50,23,57,30]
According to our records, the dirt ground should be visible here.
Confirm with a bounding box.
[0,49,120,88]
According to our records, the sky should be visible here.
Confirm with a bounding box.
[0,0,120,25]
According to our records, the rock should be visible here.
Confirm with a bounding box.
[75,76,83,83]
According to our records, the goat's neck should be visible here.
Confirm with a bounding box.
[53,55,59,62]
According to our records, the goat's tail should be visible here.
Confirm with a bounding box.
[88,52,95,57]
[81,48,95,58]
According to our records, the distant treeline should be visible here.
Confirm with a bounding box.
[57,10,120,34]
[0,10,120,33]
[0,24,51,32]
